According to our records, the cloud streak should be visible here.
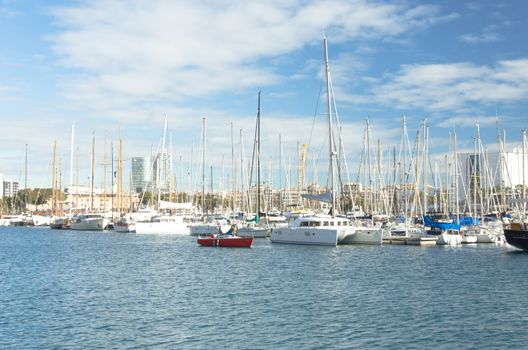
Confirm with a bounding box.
[368,59,528,111]
[49,0,451,110]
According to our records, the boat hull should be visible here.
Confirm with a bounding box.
[340,227,383,245]
[504,229,528,250]
[270,227,345,246]
[237,227,271,238]
[70,218,104,231]
[197,236,253,248]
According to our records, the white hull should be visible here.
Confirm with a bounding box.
[340,227,383,245]
[436,233,462,246]
[271,227,349,246]
[32,215,51,226]
[461,234,478,244]
[114,223,136,233]
[135,221,189,235]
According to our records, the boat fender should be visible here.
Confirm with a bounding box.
[209,234,215,238]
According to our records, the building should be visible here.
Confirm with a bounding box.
[0,174,19,198]
[131,156,153,193]
[131,152,173,194]
[459,149,528,190]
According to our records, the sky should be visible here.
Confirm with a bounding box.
[0,0,527,191]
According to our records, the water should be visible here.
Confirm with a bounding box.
[1,227,528,349]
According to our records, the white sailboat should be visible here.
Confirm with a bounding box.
[271,38,382,246]
[135,116,192,235]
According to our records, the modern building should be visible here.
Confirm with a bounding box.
[0,174,19,198]
[131,156,154,194]
[459,149,528,190]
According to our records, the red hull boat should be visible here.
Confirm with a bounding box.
[197,235,253,248]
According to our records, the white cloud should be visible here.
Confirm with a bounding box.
[369,59,528,111]
[460,32,499,43]
[435,115,501,129]
[49,0,451,109]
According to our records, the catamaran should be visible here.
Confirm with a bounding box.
[271,37,382,246]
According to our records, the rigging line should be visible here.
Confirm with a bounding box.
[307,73,325,152]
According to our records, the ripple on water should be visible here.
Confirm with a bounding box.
[1,227,528,349]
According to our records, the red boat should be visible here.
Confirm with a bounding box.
[197,234,253,248]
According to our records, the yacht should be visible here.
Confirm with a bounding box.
[271,215,354,246]
[70,214,104,231]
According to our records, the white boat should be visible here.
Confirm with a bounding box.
[189,215,230,236]
[32,215,52,226]
[340,225,383,244]
[271,215,354,246]
[237,225,271,238]
[135,215,189,235]
[461,233,478,244]
[113,218,136,233]
[130,206,158,223]
[436,231,462,246]
[69,214,104,231]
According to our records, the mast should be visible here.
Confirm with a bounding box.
[158,115,168,209]
[202,117,206,219]
[257,91,261,216]
[423,120,429,217]
[454,131,460,224]
[523,129,527,216]
[90,132,95,212]
[323,37,336,218]
[24,143,28,213]
[51,141,57,216]
[103,130,107,214]
[69,124,75,215]
[111,142,114,215]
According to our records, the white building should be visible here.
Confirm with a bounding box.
[0,174,19,198]
[458,149,528,189]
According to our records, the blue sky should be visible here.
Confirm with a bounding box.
[0,0,527,190]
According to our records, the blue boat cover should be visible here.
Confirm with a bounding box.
[423,216,460,231]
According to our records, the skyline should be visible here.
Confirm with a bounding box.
[1,0,527,189]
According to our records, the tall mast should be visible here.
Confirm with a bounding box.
[158,115,168,208]
[24,143,28,213]
[279,133,282,211]
[454,130,460,223]
[69,124,75,215]
[52,141,57,216]
[522,129,527,216]
[90,132,95,212]
[257,91,261,216]
[323,37,336,218]
[423,120,429,217]
[202,117,206,218]
[103,130,107,214]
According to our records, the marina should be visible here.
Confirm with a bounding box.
[1,1,528,348]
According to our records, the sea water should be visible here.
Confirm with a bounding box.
[1,226,527,349]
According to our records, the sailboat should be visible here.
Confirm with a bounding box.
[135,115,192,235]
[271,38,382,246]
[236,91,271,238]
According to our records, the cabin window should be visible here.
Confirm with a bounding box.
[315,222,321,227]
[323,221,329,226]
[301,222,309,227]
